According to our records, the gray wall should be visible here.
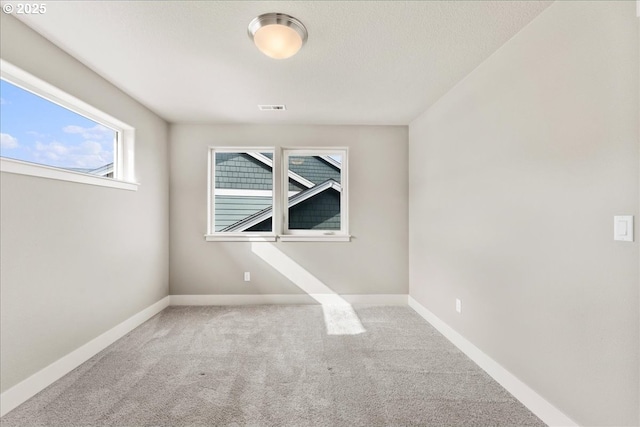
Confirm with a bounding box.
[170,124,408,296]
[408,2,639,426]
[0,15,170,392]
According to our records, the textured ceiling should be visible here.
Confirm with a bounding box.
[13,1,553,125]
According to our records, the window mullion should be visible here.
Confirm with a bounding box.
[273,148,283,236]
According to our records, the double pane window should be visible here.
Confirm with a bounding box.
[207,148,348,241]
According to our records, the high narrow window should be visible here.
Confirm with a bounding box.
[0,59,136,190]
[1,79,117,176]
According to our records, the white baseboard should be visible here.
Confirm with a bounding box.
[0,296,170,417]
[170,294,408,306]
[408,296,577,427]
[170,294,314,305]
[340,294,407,305]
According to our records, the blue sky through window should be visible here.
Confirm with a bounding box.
[0,79,115,171]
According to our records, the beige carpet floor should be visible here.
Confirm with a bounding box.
[1,305,545,426]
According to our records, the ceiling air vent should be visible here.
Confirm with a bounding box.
[258,104,286,111]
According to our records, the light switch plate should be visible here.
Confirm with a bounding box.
[614,216,633,242]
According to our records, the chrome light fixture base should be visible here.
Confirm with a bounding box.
[248,13,308,59]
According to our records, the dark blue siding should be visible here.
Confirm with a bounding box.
[289,190,340,230]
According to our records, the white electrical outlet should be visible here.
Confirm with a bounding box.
[244,272,251,282]
[455,298,462,313]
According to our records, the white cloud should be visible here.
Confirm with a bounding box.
[25,125,114,169]
[63,124,113,141]
[80,140,103,155]
[36,141,69,157]
[0,98,7,105]
[62,125,87,134]
[0,133,19,149]
[27,131,47,138]
[33,140,111,169]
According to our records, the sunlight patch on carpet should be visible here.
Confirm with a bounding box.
[251,242,365,335]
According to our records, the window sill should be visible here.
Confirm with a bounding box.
[1,158,139,191]
[279,234,351,242]
[204,234,277,242]
[203,234,351,242]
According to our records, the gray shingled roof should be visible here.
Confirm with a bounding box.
[63,162,113,177]
[288,156,340,185]
[215,153,273,190]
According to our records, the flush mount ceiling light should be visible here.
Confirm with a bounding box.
[248,13,308,59]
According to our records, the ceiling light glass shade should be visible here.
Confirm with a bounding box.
[248,13,308,59]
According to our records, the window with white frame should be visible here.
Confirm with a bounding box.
[281,149,348,240]
[0,59,136,191]
[206,147,349,242]
[207,148,276,240]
